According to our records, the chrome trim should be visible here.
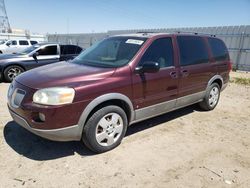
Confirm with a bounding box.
[9,109,81,141]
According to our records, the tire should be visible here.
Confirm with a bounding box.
[82,105,128,153]
[4,65,24,82]
[199,83,220,111]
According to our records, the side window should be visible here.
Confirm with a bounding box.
[75,46,83,54]
[177,36,209,66]
[208,38,229,61]
[19,40,29,45]
[30,41,38,45]
[37,45,58,55]
[61,45,80,55]
[6,40,17,46]
[140,37,174,68]
[60,45,66,55]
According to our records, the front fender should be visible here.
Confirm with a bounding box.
[76,93,134,138]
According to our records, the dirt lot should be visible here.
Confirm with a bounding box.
[0,72,250,188]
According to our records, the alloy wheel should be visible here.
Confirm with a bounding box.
[95,112,124,147]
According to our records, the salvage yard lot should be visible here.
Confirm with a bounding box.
[0,72,250,188]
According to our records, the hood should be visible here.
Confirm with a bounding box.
[0,53,27,62]
[16,61,116,89]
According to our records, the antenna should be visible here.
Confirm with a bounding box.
[0,0,11,33]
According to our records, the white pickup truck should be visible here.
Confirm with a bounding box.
[0,39,39,54]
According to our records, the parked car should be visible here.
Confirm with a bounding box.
[0,39,39,54]
[7,33,232,153]
[0,43,83,82]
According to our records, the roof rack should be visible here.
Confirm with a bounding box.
[175,31,216,37]
[136,31,158,34]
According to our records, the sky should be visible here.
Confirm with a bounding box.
[5,0,250,34]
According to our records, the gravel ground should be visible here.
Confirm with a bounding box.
[0,72,250,188]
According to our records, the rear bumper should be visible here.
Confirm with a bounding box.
[0,66,2,81]
[9,108,82,141]
[221,83,228,91]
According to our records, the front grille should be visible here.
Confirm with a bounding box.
[11,88,26,108]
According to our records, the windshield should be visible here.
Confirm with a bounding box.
[0,40,6,45]
[19,45,40,55]
[72,37,147,68]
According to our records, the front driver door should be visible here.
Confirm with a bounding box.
[5,40,18,54]
[132,37,179,121]
[33,45,60,68]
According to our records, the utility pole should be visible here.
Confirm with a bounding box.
[0,0,11,33]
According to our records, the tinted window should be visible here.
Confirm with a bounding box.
[19,40,29,45]
[208,38,229,61]
[30,41,38,45]
[140,37,174,68]
[37,45,57,55]
[75,46,83,54]
[60,45,82,55]
[177,36,209,66]
[6,40,17,46]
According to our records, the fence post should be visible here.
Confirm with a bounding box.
[236,32,245,70]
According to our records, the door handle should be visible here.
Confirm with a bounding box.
[170,71,178,79]
[181,70,189,77]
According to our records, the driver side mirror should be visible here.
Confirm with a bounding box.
[135,61,160,74]
[32,52,39,62]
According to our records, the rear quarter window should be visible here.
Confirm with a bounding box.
[19,40,29,45]
[177,36,209,66]
[208,38,229,61]
[61,45,82,55]
[30,41,38,45]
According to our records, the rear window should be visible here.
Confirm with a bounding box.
[30,40,38,45]
[60,45,82,55]
[19,40,29,45]
[208,38,229,61]
[177,36,209,66]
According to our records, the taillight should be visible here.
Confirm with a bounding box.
[228,61,232,71]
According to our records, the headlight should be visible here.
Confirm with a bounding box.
[33,87,75,105]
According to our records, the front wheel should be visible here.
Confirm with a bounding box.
[4,65,24,82]
[199,83,220,111]
[82,105,128,153]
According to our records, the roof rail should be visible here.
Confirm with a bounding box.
[175,31,216,37]
[136,31,158,34]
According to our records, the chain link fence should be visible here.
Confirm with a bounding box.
[48,25,250,71]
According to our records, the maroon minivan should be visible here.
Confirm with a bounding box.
[7,33,232,153]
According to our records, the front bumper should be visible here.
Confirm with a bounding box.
[9,108,81,141]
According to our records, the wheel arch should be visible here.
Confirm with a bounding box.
[207,75,223,89]
[77,93,134,135]
[3,64,26,72]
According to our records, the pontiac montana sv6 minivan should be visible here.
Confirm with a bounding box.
[8,33,231,153]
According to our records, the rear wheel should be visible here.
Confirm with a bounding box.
[4,65,24,82]
[82,105,128,153]
[199,83,220,111]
